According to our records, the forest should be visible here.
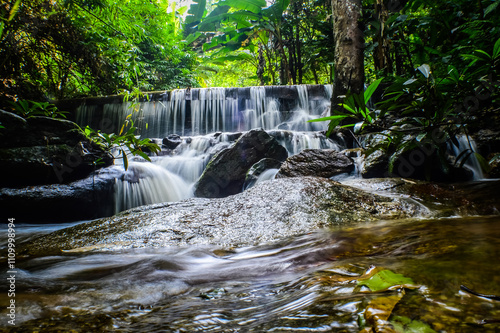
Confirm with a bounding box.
[1,0,497,96]
[1,0,499,179]
[2,1,500,331]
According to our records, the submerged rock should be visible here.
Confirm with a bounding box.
[16,177,427,256]
[276,149,354,178]
[194,129,288,198]
[0,110,113,187]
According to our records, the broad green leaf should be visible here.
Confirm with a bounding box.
[390,316,437,333]
[185,0,206,25]
[447,65,460,83]
[217,0,266,14]
[136,150,151,162]
[472,49,492,61]
[307,115,348,123]
[341,103,357,114]
[358,269,416,292]
[490,153,500,164]
[326,118,341,136]
[8,0,21,21]
[352,93,364,110]
[208,53,253,64]
[364,78,383,105]
[262,0,290,21]
[198,9,259,32]
[484,0,500,16]
[416,133,426,142]
[493,38,500,59]
[185,31,202,45]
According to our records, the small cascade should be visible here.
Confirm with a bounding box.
[450,135,485,180]
[254,168,279,185]
[115,162,192,213]
[243,86,283,130]
[114,134,235,213]
[269,130,340,156]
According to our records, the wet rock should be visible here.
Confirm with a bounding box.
[360,132,474,182]
[16,177,428,255]
[162,134,182,149]
[342,177,500,217]
[243,158,283,190]
[341,148,364,158]
[361,149,389,178]
[488,155,500,178]
[0,166,121,222]
[194,129,288,198]
[0,111,113,187]
[276,149,354,178]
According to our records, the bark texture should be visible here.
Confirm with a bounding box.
[331,0,364,113]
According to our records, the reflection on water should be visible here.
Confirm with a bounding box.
[1,216,500,332]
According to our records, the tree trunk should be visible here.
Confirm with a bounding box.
[297,24,303,84]
[257,43,266,86]
[331,0,364,113]
[373,0,392,75]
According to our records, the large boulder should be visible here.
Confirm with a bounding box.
[15,177,428,256]
[0,110,113,187]
[276,149,354,178]
[0,166,121,222]
[194,129,288,198]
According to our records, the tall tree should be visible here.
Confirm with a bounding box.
[331,0,364,112]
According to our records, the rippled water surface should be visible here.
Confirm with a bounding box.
[2,216,500,332]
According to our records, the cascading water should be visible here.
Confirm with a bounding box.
[449,135,485,180]
[114,162,191,213]
[75,85,344,212]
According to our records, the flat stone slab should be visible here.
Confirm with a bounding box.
[17,177,428,256]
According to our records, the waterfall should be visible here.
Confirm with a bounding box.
[114,162,192,213]
[75,85,333,138]
[74,85,340,213]
[450,135,485,180]
[269,130,340,156]
[113,134,234,213]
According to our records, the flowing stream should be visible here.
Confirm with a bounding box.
[1,216,500,331]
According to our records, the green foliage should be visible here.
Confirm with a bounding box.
[372,64,473,176]
[8,100,68,119]
[0,0,198,104]
[186,0,333,86]
[308,78,383,135]
[81,118,160,171]
[0,0,21,39]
